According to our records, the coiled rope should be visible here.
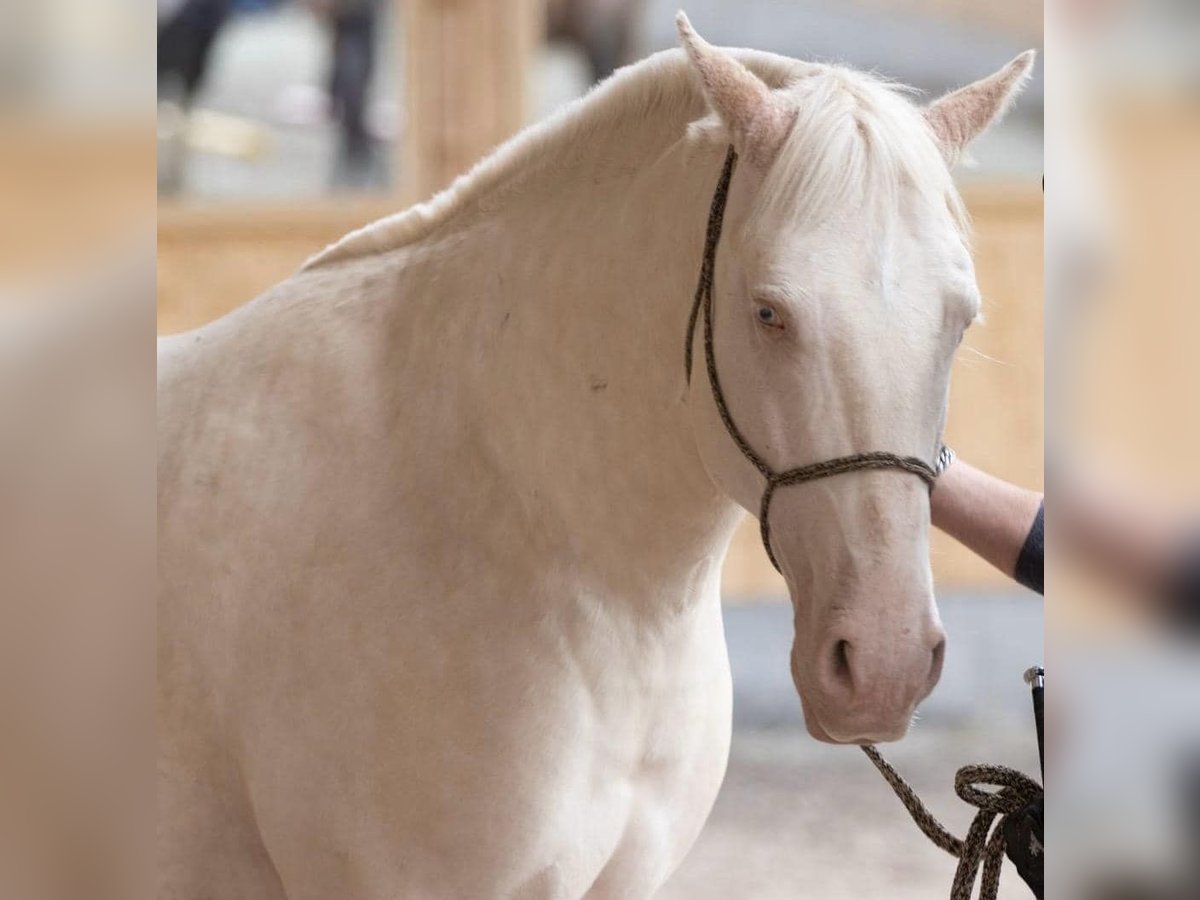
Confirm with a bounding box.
[861,745,1042,900]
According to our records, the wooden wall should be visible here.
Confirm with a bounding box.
[158,184,1044,594]
[1,121,154,290]
[157,201,394,335]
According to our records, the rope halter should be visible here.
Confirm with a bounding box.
[684,146,940,572]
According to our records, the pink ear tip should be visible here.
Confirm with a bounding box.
[675,11,694,40]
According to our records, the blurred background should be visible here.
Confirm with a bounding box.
[0,0,152,292]
[156,1,1043,897]
[1048,0,1200,897]
[1,2,153,899]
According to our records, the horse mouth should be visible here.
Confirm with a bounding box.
[791,651,918,744]
[799,699,914,745]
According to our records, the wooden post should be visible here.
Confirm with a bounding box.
[402,0,540,202]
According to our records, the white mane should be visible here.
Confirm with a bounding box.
[304,47,963,271]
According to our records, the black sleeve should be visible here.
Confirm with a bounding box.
[1014,502,1044,595]
[1167,534,1200,629]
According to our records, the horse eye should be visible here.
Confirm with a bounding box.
[756,305,781,327]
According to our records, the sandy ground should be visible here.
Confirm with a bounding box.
[661,728,1036,899]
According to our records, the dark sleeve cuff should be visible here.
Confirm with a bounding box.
[1167,534,1200,629]
[1015,502,1044,595]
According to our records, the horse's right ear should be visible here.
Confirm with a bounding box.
[676,12,792,168]
[924,51,1036,166]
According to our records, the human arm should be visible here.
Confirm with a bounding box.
[930,458,1044,594]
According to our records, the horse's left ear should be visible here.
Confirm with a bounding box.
[925,51,1037,165]
[676,12,792,168]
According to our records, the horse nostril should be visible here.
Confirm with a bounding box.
[929,637,947,684]
[831,638,853,690]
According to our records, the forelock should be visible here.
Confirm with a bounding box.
[746,66,969,242]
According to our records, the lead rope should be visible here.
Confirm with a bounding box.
[860,746,1042,899]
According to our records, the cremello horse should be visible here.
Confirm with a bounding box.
[158,16,1033,899]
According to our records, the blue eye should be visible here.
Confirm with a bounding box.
[756,306,780,326]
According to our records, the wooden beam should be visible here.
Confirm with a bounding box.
[402,0,540,202]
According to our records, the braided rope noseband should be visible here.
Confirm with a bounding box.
[685,146,939,573]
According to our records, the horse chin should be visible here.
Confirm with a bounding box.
[796,692,914,745]
[796,706,851,745]
[791,654,915,745]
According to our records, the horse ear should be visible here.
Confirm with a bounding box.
[924,51,1037,166]
[676,12,792,168]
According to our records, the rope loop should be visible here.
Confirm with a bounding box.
[862,745,1042,900]
[954,764,1040,814]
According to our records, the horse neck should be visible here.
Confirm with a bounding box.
[411,132,744,598]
